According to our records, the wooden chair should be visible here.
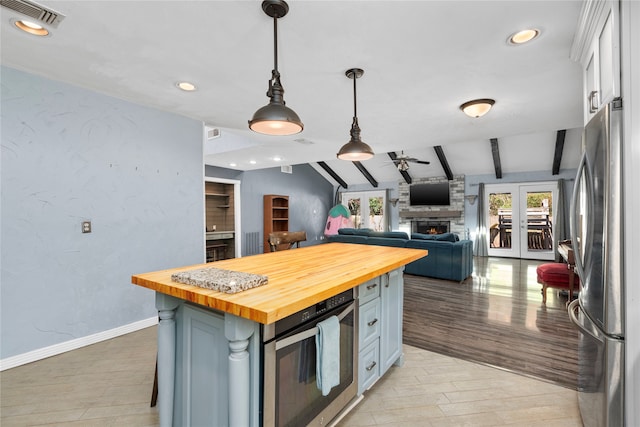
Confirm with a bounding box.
[268,231,307,252]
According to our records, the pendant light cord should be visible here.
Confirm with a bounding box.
[353,74,357,118]
[273,15,279,73]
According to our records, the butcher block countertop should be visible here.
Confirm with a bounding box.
[132,242,427,325]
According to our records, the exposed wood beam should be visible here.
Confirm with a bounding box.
[552,129,567,175]
[387,152,412,184]
[490,138,502,179]
[317,161,348,188]
[353,161,378,188]
[433,146,453,180]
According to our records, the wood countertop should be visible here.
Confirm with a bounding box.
[132,242,427,324]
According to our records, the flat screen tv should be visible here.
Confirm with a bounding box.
[409,182,450,206]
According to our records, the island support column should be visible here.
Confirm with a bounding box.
[225,313,256,427]
[156,293,180,427]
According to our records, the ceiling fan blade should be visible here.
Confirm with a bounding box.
[413,160,431,165]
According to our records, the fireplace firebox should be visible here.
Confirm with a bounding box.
[413,221,450,235]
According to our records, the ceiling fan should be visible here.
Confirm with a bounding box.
[390,151,430,171]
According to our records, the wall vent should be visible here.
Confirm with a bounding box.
[207,127,220,140]
[245,232,261,255]
[281,165,292,174]
[1,0,65,27]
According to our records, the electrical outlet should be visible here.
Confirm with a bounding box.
[82,221,92,233]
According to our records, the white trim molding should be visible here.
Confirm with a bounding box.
[0,316,158,371]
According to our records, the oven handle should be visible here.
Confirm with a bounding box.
[275,301,355,351]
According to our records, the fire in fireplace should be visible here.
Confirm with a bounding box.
[413,221,450,234]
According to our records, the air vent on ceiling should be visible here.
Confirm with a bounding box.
[294,138,314,145]
[207,127,220,140]
[281,165,293,174]
[1,0,65,27]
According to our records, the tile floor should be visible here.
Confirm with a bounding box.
[1,326,583,426]
[339,345,583,426]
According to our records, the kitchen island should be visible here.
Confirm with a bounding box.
[132,242,426,427]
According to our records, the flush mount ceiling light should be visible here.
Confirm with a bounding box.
[248,0,303,136]
[176,81,196,91]
[337,68,374,161]
[508,29,540,45]
[460,98,495,118]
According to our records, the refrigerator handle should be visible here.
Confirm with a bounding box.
[570,151,587,281]
[568,299,599,341]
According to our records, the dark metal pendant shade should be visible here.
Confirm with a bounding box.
[249,0,303,136]
[338,68,374,161]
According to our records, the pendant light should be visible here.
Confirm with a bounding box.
[249,0,303,136]
[337,68,374,161]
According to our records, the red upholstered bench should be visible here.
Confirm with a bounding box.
[536,262,580,304]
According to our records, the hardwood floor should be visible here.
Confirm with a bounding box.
[0,257,582,426]
[402,256,579,389]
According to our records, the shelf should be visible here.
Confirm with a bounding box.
[400,210,462,218]
[205,193,229,197]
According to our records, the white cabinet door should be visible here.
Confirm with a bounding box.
[580,1,621,123]
[597,6,621,105]
[585,49,598,121]
[380,269,404,373]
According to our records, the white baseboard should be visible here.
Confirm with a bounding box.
[0,316,158,371]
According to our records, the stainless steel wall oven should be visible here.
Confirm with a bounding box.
[262,288,358,426]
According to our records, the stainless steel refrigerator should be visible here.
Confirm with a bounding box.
[568,99,625,427]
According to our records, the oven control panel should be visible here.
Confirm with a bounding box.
[271,288,354,338]
[301,291,350,322]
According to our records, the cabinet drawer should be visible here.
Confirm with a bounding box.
[358,339,380,394]
[359,278,381,305]
[359,298,381,348]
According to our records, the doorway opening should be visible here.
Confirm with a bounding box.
[204,177,241,261]
[486,182,557,260]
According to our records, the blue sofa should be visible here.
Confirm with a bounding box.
[327,228,473,282]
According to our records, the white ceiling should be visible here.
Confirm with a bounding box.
[0,0,585,186]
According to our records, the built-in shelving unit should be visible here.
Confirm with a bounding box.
[263,194,289,253]
[205,182,235,260]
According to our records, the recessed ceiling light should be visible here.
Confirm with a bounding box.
[14,20,49,36]
[249,160,257,165]
[272,156,282,162]
[176,81,196,91]
[508,29,540,45]
[229,163,237,167]
[460,99,495,118]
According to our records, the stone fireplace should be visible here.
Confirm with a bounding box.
[397,175,466,237]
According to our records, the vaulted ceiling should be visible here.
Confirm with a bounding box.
[1,1,585,186]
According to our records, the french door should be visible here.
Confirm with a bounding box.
[340,190,387,231]
[486,182,557,260]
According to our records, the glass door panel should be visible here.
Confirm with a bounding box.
[519,184,556,260]
[367,196,384,231]
[346,197,362,229]
[487,187,520,258]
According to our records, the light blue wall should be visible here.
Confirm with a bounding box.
[1,67,204,359]
[206,164,334,254]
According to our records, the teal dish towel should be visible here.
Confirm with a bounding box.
[316,315,340,396]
